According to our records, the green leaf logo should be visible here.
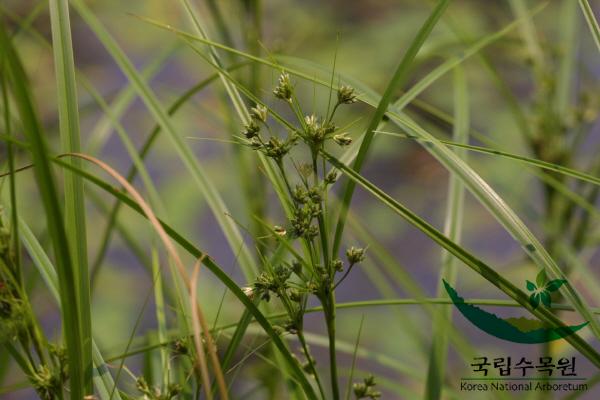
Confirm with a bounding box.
[526,270,567,309]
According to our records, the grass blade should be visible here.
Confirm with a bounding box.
[344,315,364,400]
[70,0,258,280]
[48,157,319,399]
[425,66,468,400]
[579,0,600,53]
[556,0,579,118]
[393,2,545,113]
[48,1,92,392]
[374,130,600,187]
[0,20,86,400]
[90,64,248,282]
[321,148,600,368]
[1,56,21,286]
[18,218,123,400]
[386,111,600,342]
[332,0,451,256]
[151,248,169,387]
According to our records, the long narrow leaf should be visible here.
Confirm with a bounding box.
[48,1,92,392]
[425,66,468,400]
[332,0,451,256]
[321,149,600,368]
[0,21,86,400]
[579,0,600,53]
[18,218,122,400]
[48,157,320,400]
[375,130,600,187]
[70,0,258,280]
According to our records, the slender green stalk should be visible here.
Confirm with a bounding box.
[297,330,327,400]
[101,296,600,363]
[425,65,468,400]
[324,293,339,400]
[374,131,600,187]
[579,0,600,53]
[0,61,21,286]
[48,0,92,394]
[151,247,169,388]
[344,315,364,400]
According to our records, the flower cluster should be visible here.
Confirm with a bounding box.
[337,85,358,105]
[31,365,62,400]
[241,71,372,397]
[243,75,360,162]
[346,246,366,265]
[273,72,293,102]
[353,375,381,399]
[0,225,10,257]
[254,265,293,302]
[242,103,299,163]
[303,114,338,149]
[0,279,26,344]
[136,377,181,400]
[244,71,368,302]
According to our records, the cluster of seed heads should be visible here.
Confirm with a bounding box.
[242,103,299,163]
[170,338,190,357]
[346,246,366,265]
[337,85,358,105]
[241,73,367,344]
[29,346,68,400]
[0,219,27,345]
[28,346,69,400]
[0,280,26,344]
[237,72,373,397]
[31,365,62,400]
[273,72,293,102]
[0,225,11,257]
[0,211,72,400]
[254,264,293,302]
[136,377,181,400]
[241,75,359,165]
[353,375,381,399]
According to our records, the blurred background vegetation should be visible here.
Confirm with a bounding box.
[1,0,600,399]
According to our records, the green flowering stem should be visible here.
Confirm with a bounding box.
[311,150,330,274]
[323,292,340,400]
[274,160,321,273]
[327,102,341,125]
[1,72,22,289]
[275,160,295,204]
[297,330,327,400]
[333,262,355,291]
